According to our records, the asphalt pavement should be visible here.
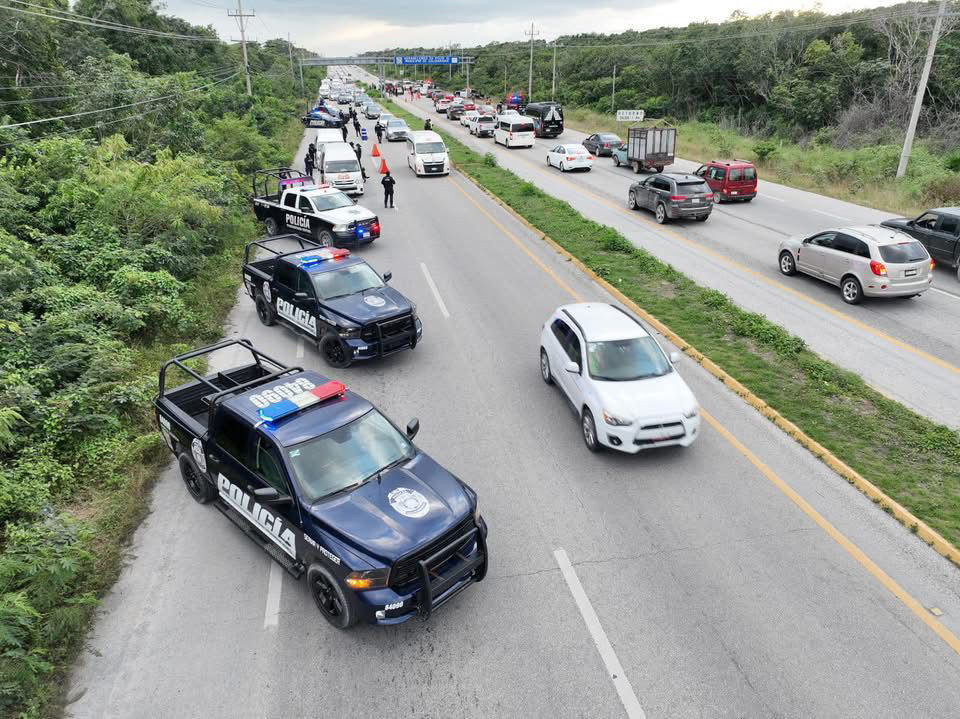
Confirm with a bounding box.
[366,72,960,428]
[67,80,960,719]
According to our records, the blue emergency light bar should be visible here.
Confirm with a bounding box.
[298,248,350,266]
[256,381,347,423]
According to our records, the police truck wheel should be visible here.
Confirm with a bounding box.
[320,333,352,368]
[316,230,334,247]
[255,295,276,326]
[308,565,357,629]
[264,217,280,236]
[178,453,216,504]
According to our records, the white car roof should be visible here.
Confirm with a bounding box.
[558,144,588,152]
[834,225,916,246]
[320,142,358,160]
[409,130,443,142]
[560,303,649,342]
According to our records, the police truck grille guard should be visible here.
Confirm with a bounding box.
[360,312,416,355]
[389,516,487,621]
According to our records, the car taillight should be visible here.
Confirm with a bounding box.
[603,143,609,148]
[670,195,688,201]
[930,259,936,271]
[705,193,714,200]
[870,261,887,276]
[566,156,576,161]
[588,156,594,160]
[372,222,380,234]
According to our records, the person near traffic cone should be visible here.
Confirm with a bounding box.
[350,142,367,179]
[304,149,314,179]
[374,122,384,144]
[381,170,396,208]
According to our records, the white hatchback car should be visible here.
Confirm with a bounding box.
[546,143,594,172]
[539,303,700,453]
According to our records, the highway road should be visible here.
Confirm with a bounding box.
[68,77,960,719]
[356,68,960,429]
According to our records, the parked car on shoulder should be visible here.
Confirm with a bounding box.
[627,173,712,223]
[694,160,757,202]
[881,208,960,280]
[778,225,935,304]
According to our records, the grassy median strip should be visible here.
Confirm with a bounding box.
[381,98,960,554]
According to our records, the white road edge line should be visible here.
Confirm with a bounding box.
[930,286,960,301]
[263,561,283,629]
[553,548,647,719]
[420,262,451,318]
[811,208,854,222]
[763,194,786,203]
[296,336,305,359]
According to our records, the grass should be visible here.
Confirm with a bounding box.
[383,97,960,554]
[561,106,957,217]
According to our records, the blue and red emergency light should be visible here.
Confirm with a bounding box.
[299,248,350,266]
[257,380,347,423]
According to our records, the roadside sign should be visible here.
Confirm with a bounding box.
[616,109,645,122]
[394,56,461,65]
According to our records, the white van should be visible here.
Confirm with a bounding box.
[315,128,343,150]
[494,115,536,148]
[318,142,364,195]
[406,130,450,176]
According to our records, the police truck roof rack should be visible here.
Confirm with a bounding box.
[243,238,351,267]
[252,167,314,198]
[157,339,304,427]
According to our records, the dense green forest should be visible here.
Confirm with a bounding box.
[379,2,960,148]
[0,2,319,715]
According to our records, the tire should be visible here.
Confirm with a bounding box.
[713,193,722,204]
[546,155,551,167]
[778,251,797,276]
[264,217,280,236]
[308,564,357,629]
[632,161,641,174]
[613,155,620,167]
[320,333,352,368]
[560,162,566,172]
[581,408,601,453]
[655,165,664,173]
[178,453,216,504]
[655,203,667,224]
[255,294,276,326]
[841,276,863,305]
[317,230,334,247]
[539,348,553,385]
[628,190,639,210]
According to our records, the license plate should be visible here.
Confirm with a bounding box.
[904,268,917,277]
[691,198,700,204]
[731,191,738,195]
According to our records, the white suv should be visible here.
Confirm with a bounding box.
[539,303,700,453]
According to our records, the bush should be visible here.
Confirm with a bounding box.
[946,152,960,173]
[753,140,778,162]
[483,152,497,167]
[921,174,960,204]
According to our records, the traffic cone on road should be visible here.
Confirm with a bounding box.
[378,158,389,174]
[371,144,380,157]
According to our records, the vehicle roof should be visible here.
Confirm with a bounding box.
[278,248,367,274]
[320,142,357,158]
[559,303,649,342]
[830,225,919,245]
[222,369,373,447]
[707,159,755,166]
[661,173,704,182]
[409,130,443,142]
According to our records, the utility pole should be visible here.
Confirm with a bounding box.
[466,58,470,92]
[897,0,947,178]
[298,52,304,95]
[504,64,507,98]
[551,41,558,101]
[287,33,295,85]
[525,22,539,100]
[611,64,617,113]
[227,0,255,96]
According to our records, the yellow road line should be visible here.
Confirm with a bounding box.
[426,98,959,377]
[703,409,960,655]
[449,157,960,657]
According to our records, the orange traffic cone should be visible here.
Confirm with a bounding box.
[378,158,389,174]
[371,144,380,157]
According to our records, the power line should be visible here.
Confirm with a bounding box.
[0,71,241,129]
[0,0,222,42]
[0,104,169,149]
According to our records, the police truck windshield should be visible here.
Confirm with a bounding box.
[311,263,384,300]
[286,410,415,502]
[306,192,354,211]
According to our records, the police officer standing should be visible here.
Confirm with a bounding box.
[374,121,384,144]
[381,170,396,209]
[304,147,315,179]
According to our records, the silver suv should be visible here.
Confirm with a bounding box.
[778,225,934,304]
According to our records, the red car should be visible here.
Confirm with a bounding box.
[694,159,757,202]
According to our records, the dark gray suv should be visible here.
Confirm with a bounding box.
[627,173,713,223]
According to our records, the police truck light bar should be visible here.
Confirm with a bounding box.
[257,381,347,423]
[299,248,350,266]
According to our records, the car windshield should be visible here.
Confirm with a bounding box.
[676,181,710,194]
[565,146,587,154]
[478,116,494,123]
[388,120,406,128]
[586,337,672,381]
[311,262,384,300]
[599,134,621,142]
[307,191,354,211]
[879,241,928,263]
[324,159,360,173]
[416,142,445,154]
[287,410,414,503]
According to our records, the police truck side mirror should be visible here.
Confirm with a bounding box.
[406,417,420,439]
[382,271,392,283]
[294,291,310,301]
[252,486,291,505]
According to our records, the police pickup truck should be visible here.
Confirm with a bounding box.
[155,340,488,628]
[244,238,421,367]
[252,168,380,247]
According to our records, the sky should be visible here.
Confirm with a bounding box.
[164,0,908,56]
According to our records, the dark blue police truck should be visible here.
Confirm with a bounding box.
[154,340,488,628]
[243,237,421,368]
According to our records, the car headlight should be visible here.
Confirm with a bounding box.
[345,568,389,590]
[332,224,348,232]
[682,406,699,419]
[602,410,632,427]
[339,327,360,338]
